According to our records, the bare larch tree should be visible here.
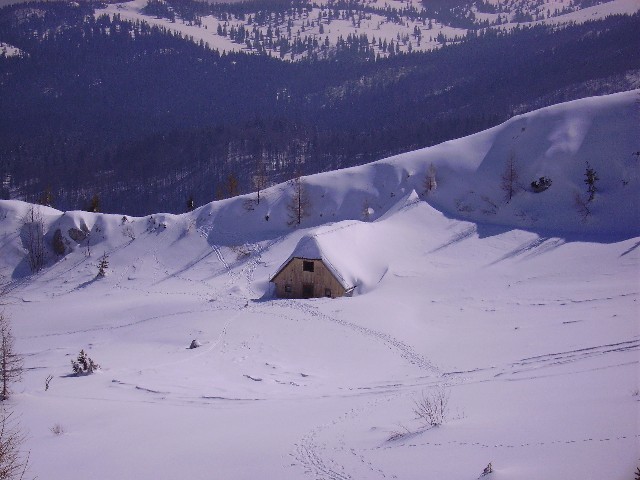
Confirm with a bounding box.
[0,314,22,402]
[21,206,45,273]
[501,153,520,203]
[287,174,311,227]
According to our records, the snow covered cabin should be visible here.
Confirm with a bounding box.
[270,235,355,299]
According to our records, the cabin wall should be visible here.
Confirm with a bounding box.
[273,258,346,298]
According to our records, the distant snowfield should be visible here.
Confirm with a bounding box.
[96,0,640,60]
[1,91,638,479]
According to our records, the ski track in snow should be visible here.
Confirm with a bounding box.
[20,307,222,339]
[379,433,640,451]
[497,339,640,377]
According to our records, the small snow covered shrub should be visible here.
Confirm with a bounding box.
[480,462,493,477]
[71,350,100,375]
[50,423,64,436]
[387,424,411,442]
[530,176,552,193]
[413,386,450,427]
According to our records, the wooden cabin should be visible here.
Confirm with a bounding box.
[270,236,354,299]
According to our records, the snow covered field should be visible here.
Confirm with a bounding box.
[1,91,638,479]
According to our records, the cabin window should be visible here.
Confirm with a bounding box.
[325,288,332,298]
[284,284,292,293]
[303,261,315,272]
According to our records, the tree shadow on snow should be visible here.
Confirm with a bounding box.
[620,240,640,257]
[74,276,100,290]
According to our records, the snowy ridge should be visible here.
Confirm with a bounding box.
[200,89,640,242]
[1,90,638,280]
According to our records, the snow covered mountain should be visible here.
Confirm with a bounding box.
[0,91,638,479]
[98,0,640,60]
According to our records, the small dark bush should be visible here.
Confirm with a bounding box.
[531,176,552,193]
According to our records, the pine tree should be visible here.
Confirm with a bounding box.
[97,252,109,277]
[584,162,599,201]
[71,350,100,375]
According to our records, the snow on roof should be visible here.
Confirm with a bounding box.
[273,220,393,293]
[274,233,352,290]
[270,192,421,293]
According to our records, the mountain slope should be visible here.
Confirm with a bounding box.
[0,92,637,480]
[1,89,638,280]
[175,89,640,242]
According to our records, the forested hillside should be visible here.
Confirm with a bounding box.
[0,2,638,214]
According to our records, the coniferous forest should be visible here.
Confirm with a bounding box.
[0,1,638,214]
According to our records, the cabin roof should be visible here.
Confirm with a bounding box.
[271,234,352,290]
[270,213,398,295]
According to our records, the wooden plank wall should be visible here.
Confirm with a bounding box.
[273,258,347,298]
